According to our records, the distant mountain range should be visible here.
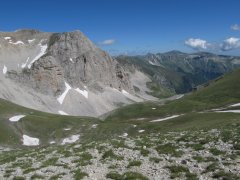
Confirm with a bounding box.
[116,51,240,98]
[1,29,240,117]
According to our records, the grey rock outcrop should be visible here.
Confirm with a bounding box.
[7,30,133,96]
[0,29,149,117]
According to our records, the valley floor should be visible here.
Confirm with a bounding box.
[1,122,240,180]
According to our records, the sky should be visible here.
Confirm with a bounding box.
[0,0,240,55]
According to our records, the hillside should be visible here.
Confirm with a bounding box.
[1,68,240,147]
[0,30,155,117]
[0,69,240,179]
[105,68,240,122]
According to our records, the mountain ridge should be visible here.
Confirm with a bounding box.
[116,51,240,97]
[0,29,153,117]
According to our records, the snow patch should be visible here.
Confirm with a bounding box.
[215,110,240,113]
[64,128,71,131]
[4,37,11,40]
[92,124,98,128]
[119,133,128,138]
[22,135,39,146]
[50,141,56,144]
[28,39,35,43]
[58,110,69,115]
[152,107,156,110]
[70,58,74,62]
[148,61,158,66]
[21,57,29,68]
[138,130,145,133]
[137,118,146,121]
[9,115,25,122]
[2,65,7,74]
[75,88,88,98]
[61,135,80,145]
[57,82,72,104]
[9,41,24,45]
[230,103,240,107]
[151,115,182,122]
[28,43,48,68]
[122,89,129,95]
[176,94,184,99]
[121,89,140,102]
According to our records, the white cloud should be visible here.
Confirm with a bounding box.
[99,39,116,45]
[185,38,210,50]
[220,37,240,51]
[231,24,240,31]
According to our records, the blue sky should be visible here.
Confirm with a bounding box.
[1,0,240,55]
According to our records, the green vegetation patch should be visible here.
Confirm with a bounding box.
[127,160,142,168]
[156,143,183,157]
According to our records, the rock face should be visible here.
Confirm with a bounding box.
[8,56,65,96]
[0,29,149,117]
[46,31,132,93]
[6,30,132,96]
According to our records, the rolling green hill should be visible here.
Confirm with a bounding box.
[0,69,240,179]
[0,99,99,147]
[1,68,240,148]
[105,68,240,121]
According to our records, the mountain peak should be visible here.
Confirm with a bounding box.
[164,50,186,55]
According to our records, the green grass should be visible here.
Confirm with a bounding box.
[204,163,219,173]
[102,149,123,160]
[149,157,162,163]
[212,170,240,179]
[77,152,93,166]
[140,148,150,157]
[1,69,240,149]
[192,156,205,163]
[186,143,205,151]
[233,143,240,150]
[105,69,240,122]
[30,174,44,180]
[73,169,88,180]
[209,148,225,156]
[146,81,174,98]
[123,171,149,180]
[41,157,58,167]
[49,173,66,180]
[0,98,98,147]
[106,171,122,180]
[11,160,32,169]
[166,165,197,179]
[106,171,149,180]
[156,143,183,157]
[127,160,142,168]
[23,167,38,174]
[111,140,129,148]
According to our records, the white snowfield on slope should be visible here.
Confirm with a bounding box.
[9,115,26,122]
[22,135,39,146]
[151,115,182,122]
[61,135,80,145]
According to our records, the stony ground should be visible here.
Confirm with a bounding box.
[1,123,240,180]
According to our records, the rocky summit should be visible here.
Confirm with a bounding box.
[0,29,154,117]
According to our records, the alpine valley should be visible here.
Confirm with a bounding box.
[0,29,240,180]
